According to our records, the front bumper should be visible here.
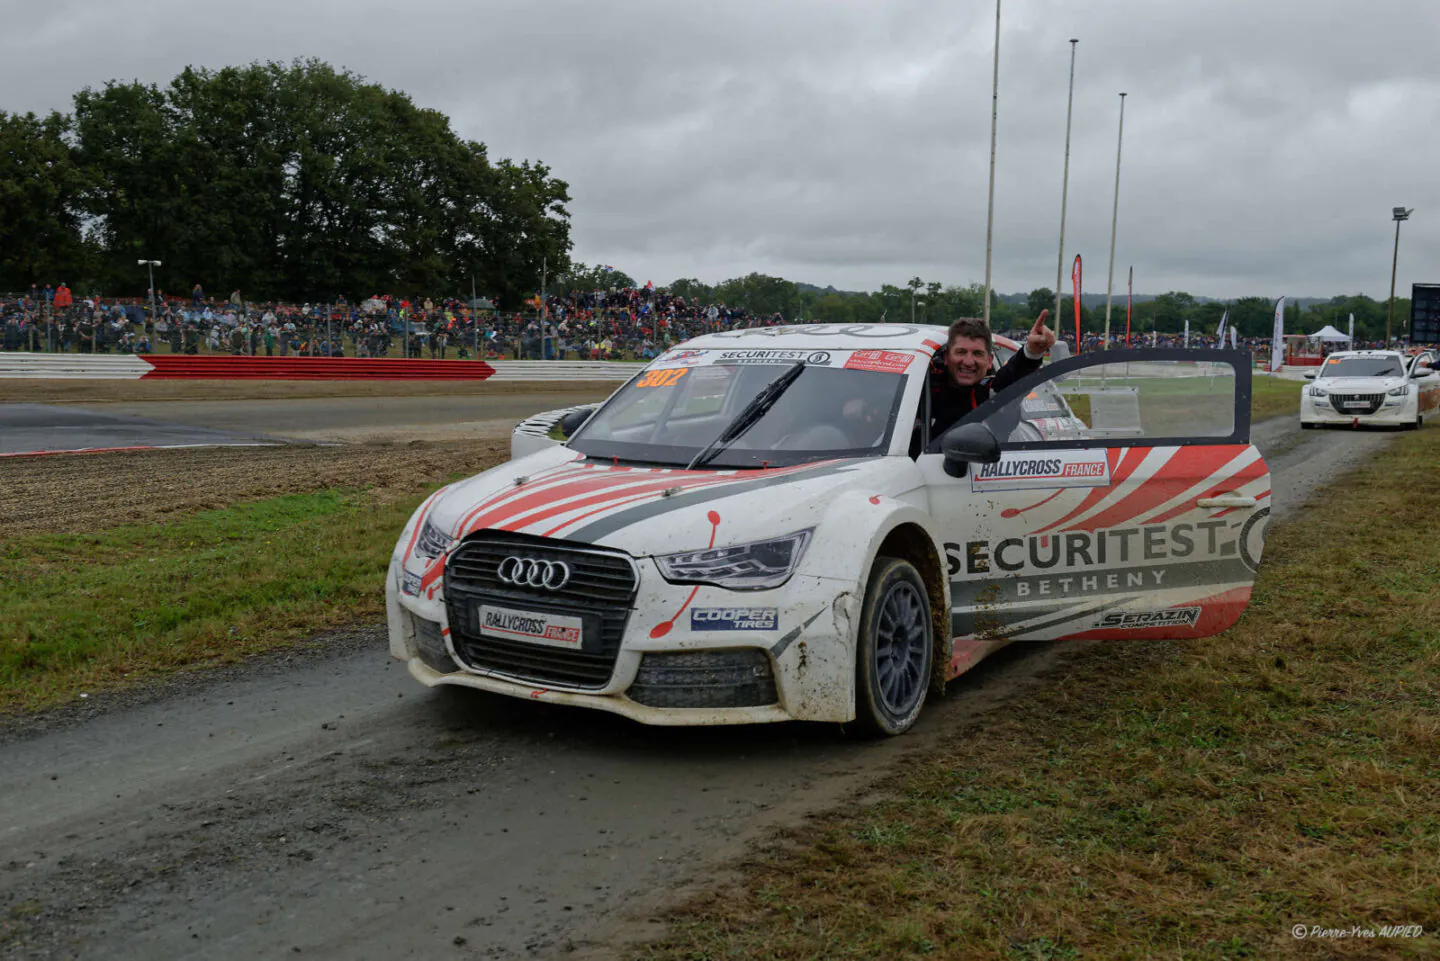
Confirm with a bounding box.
[1299,393,1414,426]
[387,555,858,724]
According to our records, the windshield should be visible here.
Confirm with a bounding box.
[1318,356,1404,379]
[569,355,909,469]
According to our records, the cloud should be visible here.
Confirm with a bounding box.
[2,0,1437,298]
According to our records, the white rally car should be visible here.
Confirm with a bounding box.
[388,325,1272,735]
[1300,349,1439,429]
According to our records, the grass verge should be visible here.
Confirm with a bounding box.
[1252,374,1302,422]
[643,427,1439,959]
[0,486,436,715]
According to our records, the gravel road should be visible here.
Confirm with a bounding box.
[0,419,1400,960]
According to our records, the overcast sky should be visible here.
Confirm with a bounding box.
[4,0,1438,298]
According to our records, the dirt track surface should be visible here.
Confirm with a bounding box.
[0,442,508,538]
[0,419,1401,960]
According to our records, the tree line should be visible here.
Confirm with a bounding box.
[616,274,1412,341]
[0,60,570,307]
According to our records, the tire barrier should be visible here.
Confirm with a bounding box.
[0,353,639,382]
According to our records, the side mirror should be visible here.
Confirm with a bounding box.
[557,408,592,438]
[1415,366,1433,377]
[1050,341,1071,361]
[941,423,1001,478]
[1304,372,1317,380]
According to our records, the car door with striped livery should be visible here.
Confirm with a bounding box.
[950,349,1270,642]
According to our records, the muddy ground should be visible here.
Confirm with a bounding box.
[0,442,509,539]
[0,417,1401,960]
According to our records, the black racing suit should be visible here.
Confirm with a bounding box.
[920,346,1044,453]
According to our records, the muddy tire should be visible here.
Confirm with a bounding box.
[850,557,933,737]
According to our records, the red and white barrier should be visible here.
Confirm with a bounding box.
[0,353,638,382]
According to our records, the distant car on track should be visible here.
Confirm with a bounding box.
[388,325,1272,735]
[1300,349,1439,430]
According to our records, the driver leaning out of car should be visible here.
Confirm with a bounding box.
[922,312,1057,450]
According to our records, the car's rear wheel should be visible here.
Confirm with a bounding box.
[851,557,933,737]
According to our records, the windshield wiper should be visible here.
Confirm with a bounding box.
[687,361,806,470]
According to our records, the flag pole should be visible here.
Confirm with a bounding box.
[1125,266,1132,346]
[1055,38,1078,324]
[982,0,1002,325]
[1103,92,1127,347]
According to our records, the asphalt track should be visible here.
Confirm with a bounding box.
[0,416,1402,960]
[73,394,604,444]
[1,391,606,453]
[0,404,290,456]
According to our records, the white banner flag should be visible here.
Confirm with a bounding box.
[1348,312,1355,343]
[1215,310,1228,349]
[1184,318,1190,348]
[1270,297,1286,372]
[1230,325,1238,349]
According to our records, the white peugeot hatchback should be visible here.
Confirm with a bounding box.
[388,325,1272,735]
[1300,349,1439,429]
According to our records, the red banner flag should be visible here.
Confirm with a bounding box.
[1071,254,1083,351]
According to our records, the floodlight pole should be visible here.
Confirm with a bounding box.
[1103,92,1127,347]
[1055,39,1078,323]
[982,0,1001,325]
[1386,207,1412,347]
[139,259,161,325]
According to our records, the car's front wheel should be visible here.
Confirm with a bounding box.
[851,557,934,737]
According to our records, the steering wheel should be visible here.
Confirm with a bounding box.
[777,424,851,450]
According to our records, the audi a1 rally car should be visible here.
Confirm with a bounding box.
[388,325,1272,735]
[1300,349,1439,429]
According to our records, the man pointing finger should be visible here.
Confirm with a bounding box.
[924,311,1056,446]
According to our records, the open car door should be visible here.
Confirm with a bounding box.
[1408,353,1440,419]
[948,349,1270,641]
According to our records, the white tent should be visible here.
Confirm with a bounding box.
[1309,324,1351,342]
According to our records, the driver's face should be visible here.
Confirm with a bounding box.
[945,336,991,387]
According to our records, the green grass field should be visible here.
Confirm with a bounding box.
[0,487,437,714]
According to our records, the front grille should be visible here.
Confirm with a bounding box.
[628,650,778,709]
[443,532,637,689]
[1329,393,1384,415]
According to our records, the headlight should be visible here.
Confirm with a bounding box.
[655,529,813,591]
[1307,385,1328,397]
[414,517,455,559]
[1387,384,1411,397]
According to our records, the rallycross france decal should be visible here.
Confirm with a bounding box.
[970,450,1112,493]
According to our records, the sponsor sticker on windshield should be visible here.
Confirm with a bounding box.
[970,450,1111,493]
[714,349,833,365]
[647,349,709,369]
[636,367,689,388]
[690,607,778,631]
[843,350,914,374]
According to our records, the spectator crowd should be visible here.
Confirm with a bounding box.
[0,281,786,361]
[1,280,1411,361]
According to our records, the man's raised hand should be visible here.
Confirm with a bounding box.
[1027,309,1057,356]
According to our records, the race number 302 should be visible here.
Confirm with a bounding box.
[637,368,689,388]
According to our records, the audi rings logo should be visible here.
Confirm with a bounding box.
[497,556,571,590]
